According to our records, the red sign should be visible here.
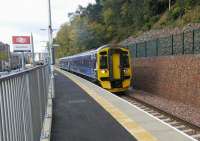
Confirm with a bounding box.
[12,36,31,44]
[12,36,32,52]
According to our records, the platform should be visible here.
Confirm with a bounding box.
[52,68,196,141]
[51,71,136,141]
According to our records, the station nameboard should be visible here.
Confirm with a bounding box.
[12,36,32,52]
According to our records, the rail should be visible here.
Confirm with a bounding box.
[0,65,51,141]
[121,95,200,140]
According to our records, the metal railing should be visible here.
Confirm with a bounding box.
[126,28,200,58]
[0,65,51,141]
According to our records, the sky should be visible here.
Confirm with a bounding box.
[0,0,95,52]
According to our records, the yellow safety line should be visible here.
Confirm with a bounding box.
[56,68,158,141]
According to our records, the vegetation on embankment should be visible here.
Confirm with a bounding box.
[55,0,200,58]
[0,52,8,61]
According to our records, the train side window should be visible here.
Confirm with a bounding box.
[100,51,107,55]
[100,55,107,69]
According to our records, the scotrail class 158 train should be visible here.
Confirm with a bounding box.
[59,44,132,93]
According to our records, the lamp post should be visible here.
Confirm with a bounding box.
[48,0,55,98]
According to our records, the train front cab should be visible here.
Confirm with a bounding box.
[97,47,132,93]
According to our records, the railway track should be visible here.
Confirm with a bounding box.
[120,95,200,141]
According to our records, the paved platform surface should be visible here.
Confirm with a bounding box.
[54,68,196,141]
[51,72,136,141]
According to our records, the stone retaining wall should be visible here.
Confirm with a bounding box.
[132,55,200,107]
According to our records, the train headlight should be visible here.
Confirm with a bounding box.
[123,68,128,73]
[101,70,106,74]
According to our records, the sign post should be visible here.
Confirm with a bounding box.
[12,36,32,70]
[21,52,25,70]
[31,33,35,66]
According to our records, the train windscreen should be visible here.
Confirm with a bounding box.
[121,53,129,68]
[100,55,108,69]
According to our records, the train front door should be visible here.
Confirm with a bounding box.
[112,53,121,80]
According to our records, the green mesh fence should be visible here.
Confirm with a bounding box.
[146,40,157,57]
[127,28,200,58]
[128,44,137,57]
[194,29,200,54]
[184,31,193,54]
[173,33,183,55]
[158,36,172,56]
[137,42,146,57]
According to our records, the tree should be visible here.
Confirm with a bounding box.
[55,0,198,58]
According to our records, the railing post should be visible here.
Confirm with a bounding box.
[171,34,174,55]
[16,78,23,141]
[26,74,34,141]
[182,32,185,54]
[192,29,195,54]
[135,43,138,58]
[156,39,159,56]
[2,81,11,141]
[37,69,43,126]
[7,79,17,141]
[0,85,3,141]
[4,80,14,141]
[0,82,6,141]
[12,77,20,141]
[145,41,147,57]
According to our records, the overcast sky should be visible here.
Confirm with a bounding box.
[0,0,95,52]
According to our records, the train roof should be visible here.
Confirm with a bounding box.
[60,49,97,61]
[59,44,125,61]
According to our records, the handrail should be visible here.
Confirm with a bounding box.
[0,65,51,141]
[0,64,49,81]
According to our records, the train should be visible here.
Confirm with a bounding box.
[59,44,132,93]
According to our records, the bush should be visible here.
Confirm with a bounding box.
[143,22,152,31]
[151,15,160,23]
[184,0,195,9]
[169,6,184,20]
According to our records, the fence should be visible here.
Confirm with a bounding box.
[0,65,51,141]
[127,28,200,58]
